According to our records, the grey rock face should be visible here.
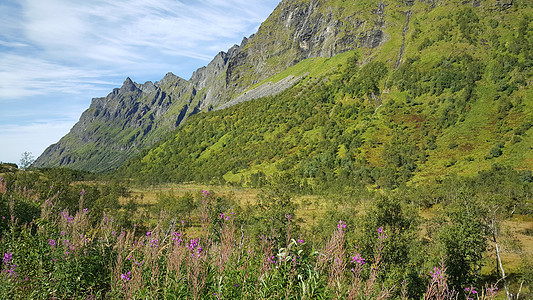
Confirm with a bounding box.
[216,75,304,111]
[33,75,196,172]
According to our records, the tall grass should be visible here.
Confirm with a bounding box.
[0,181,502,299]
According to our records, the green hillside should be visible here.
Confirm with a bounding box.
[117,0,532,189]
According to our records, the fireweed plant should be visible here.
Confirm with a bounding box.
[0,181,510,299]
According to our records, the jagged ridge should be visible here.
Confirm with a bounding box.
[33,0,390,172]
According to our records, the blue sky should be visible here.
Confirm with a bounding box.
[0,0,281,164]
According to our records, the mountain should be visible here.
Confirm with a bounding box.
[34,0,387,172]
[36,0,532,187]
[116,0,532,188]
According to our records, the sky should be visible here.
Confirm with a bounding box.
[0,0,281,164]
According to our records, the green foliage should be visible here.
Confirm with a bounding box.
[251,174,298,246]
[3,1,533,297]
[2,164,533,299]
[0,163,18,173]
[520,256,533,289]
[106,0,533,189]
[455,7,480,44]
[435,203,487,290]
[342,60,389,98]
[154,191,195,223]
[356,194,424,298]
[486,142,504,159]
[381,130,424,187]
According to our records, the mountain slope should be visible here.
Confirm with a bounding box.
[34,0,389,172]
[116,0,532,188]
[34,73,199,172]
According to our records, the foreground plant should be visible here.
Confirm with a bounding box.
[0,182,520,299]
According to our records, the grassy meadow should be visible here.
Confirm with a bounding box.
[1,164,532,299]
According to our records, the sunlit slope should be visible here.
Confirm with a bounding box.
[117,0,532,187]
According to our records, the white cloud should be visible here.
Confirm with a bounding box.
[0,54,117,99]
[0,121,74,164]
[0,0,280,99]
[19,0,279,66]
[0,40,28,47]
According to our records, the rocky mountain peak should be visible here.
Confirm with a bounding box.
[138,81,156,93]
[155,72,184,87]
[119,77,138,94]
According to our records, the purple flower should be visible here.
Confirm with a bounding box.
[430,267,443,280]
[121,271,131,281]
[6,263,17,276]
[377,227,387,238]
[80,189,86,195]
[188,238,202,257]
[172,232,182,243]
[351,253,365,265]
[266,255,276,264]
[3,252,13,264]
[337,220,347,230]
[48,239,56,247]
[297,237,304,244]
[188,238,199,250]
[146,231,151,237]
[60,210,74,223]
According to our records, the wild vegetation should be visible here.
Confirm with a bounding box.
[1,164,532,299]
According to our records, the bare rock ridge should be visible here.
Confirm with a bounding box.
[215,75,304,111]
[33,0,391,172]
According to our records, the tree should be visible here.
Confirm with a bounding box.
[19,152,35,170]
[356,194,424,298]
[435,203,487,290]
